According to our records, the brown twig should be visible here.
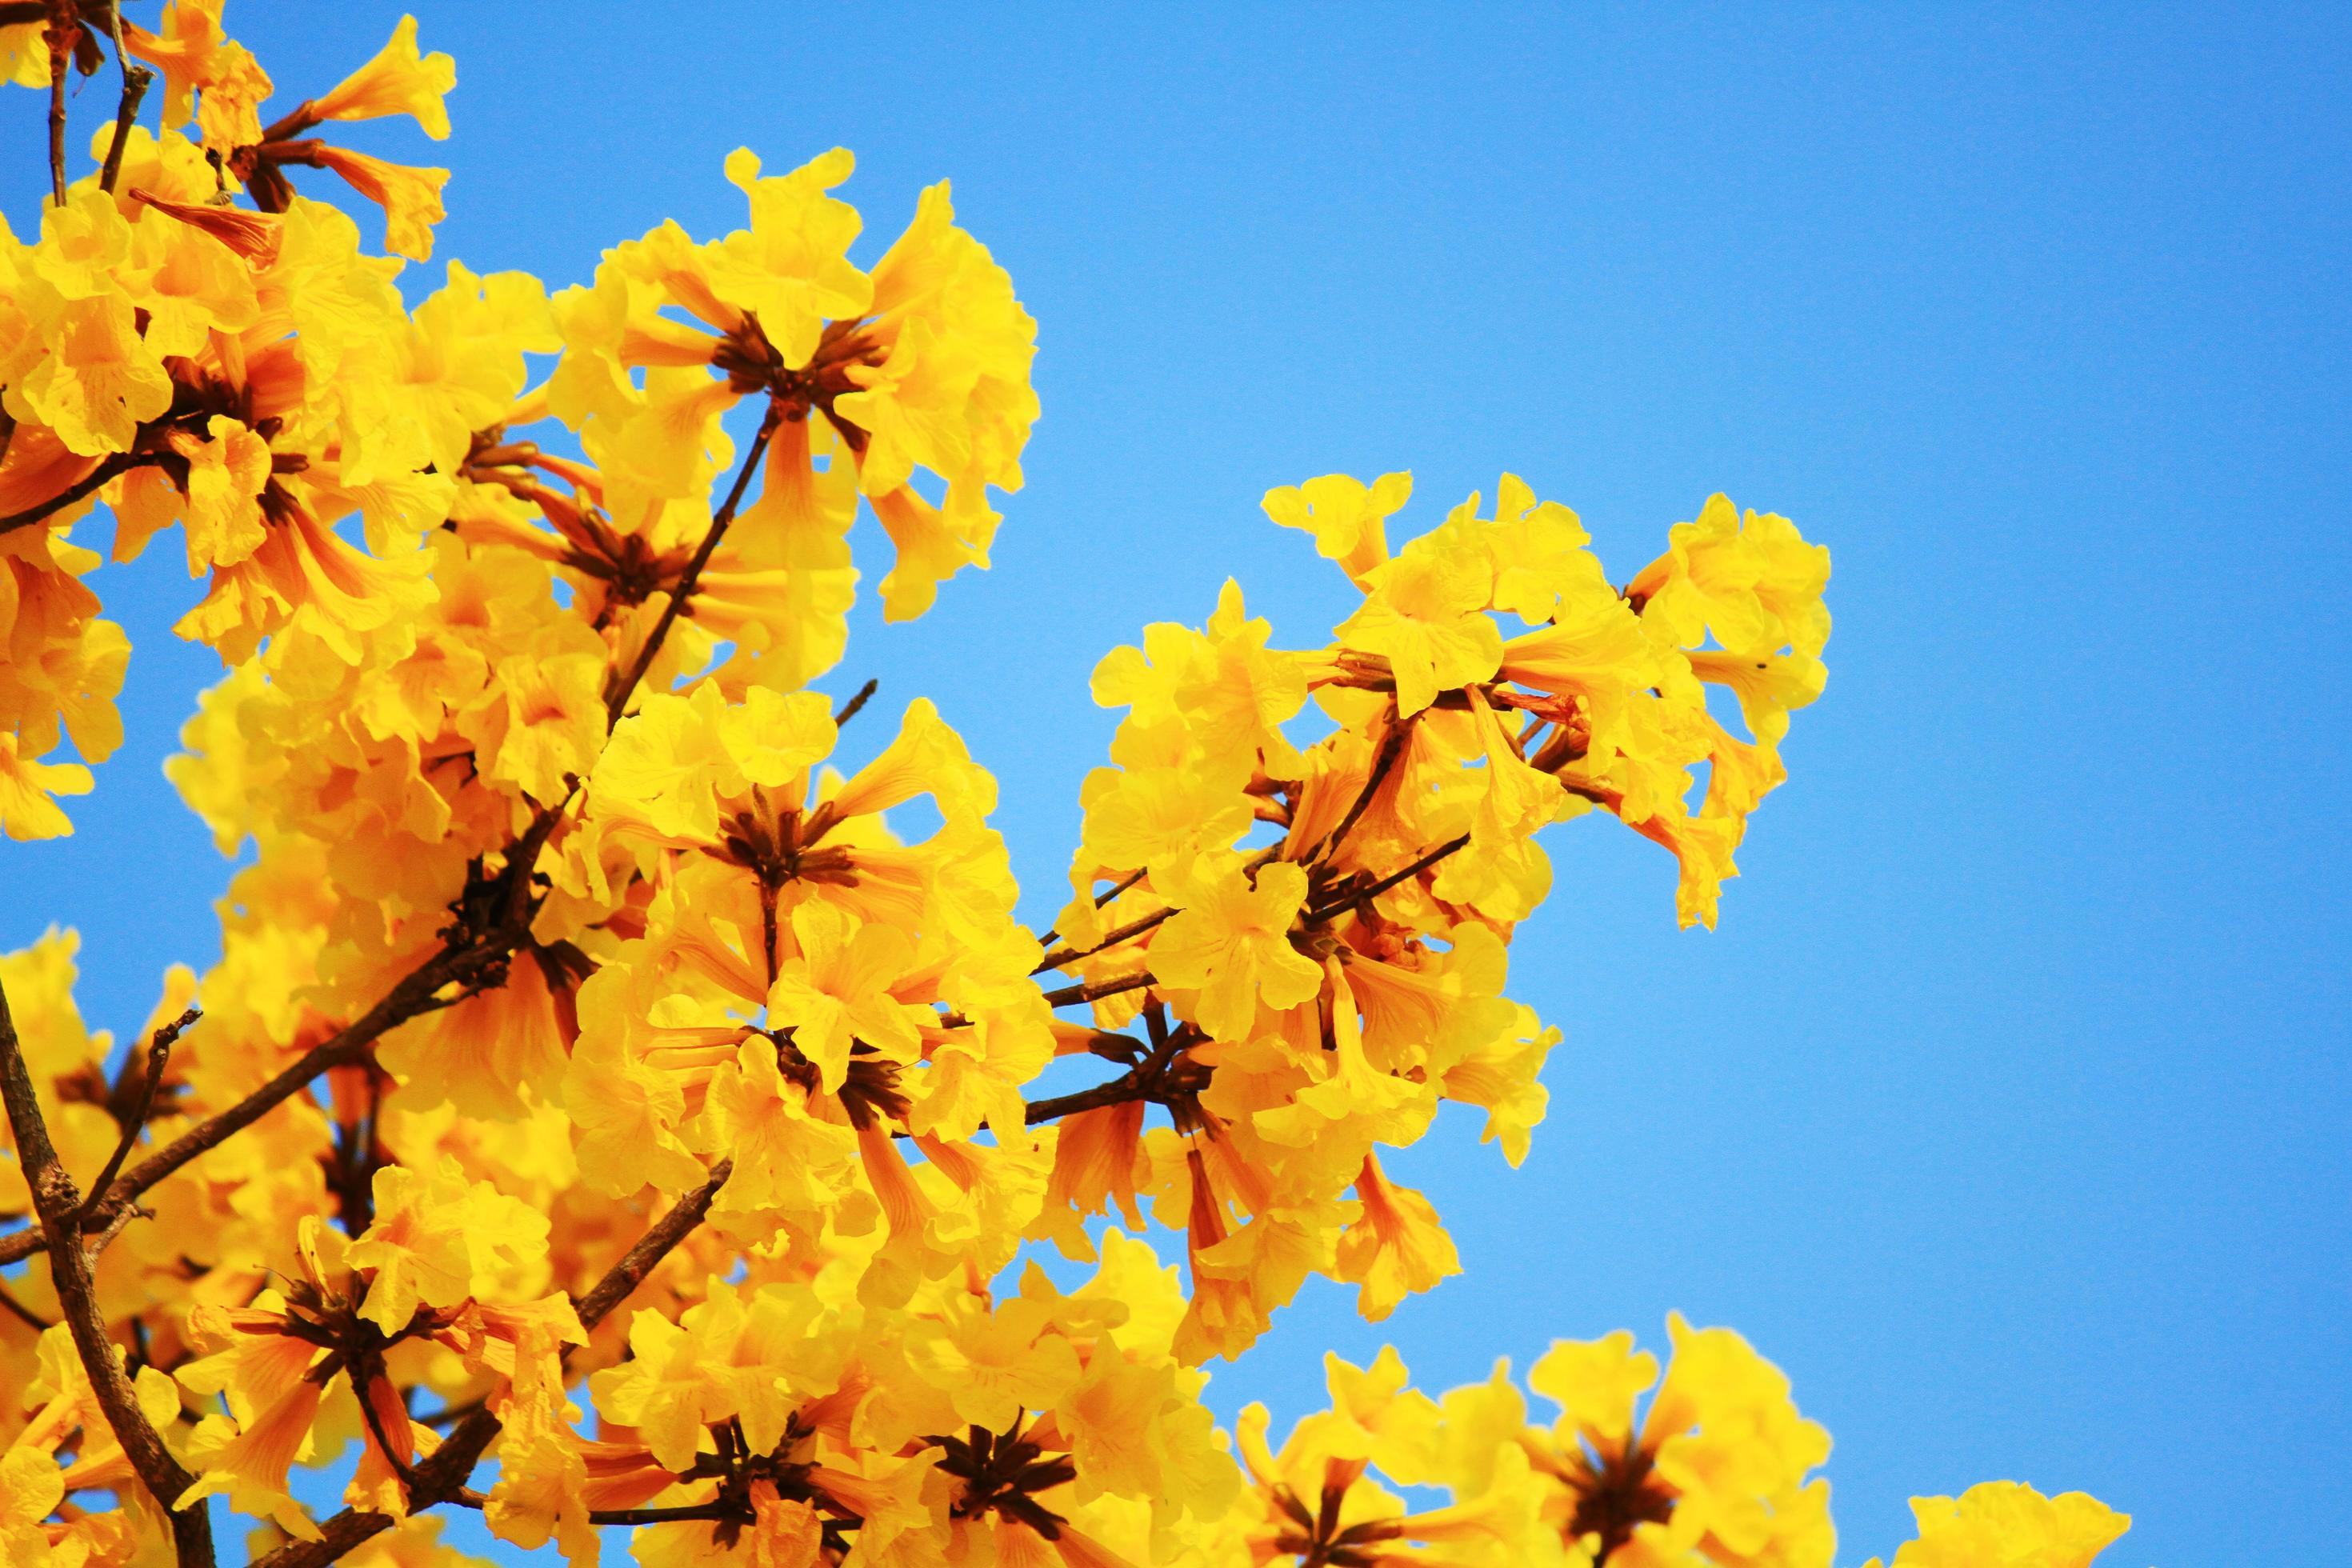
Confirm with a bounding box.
[1038,972,1154,1010]
[43,5,69,206]
[98,60,154,194]
[441,1490,740,1528]
[79,1006,197,1225]
[81,1197,147,1258]
[0,939,497,1268]
[831,677,878,727]
[244,1162,738,1568]
[415,1395,484,1429]
[1034,867,1147,951]
[570,1158,733,1331]
[0,1279,54,1332]
[604,406,780,724]
[1302,833,1473,924]
[1031,903,1176,975]
[0,451,160,538]
[1317,711,1408,862]
[1031,844,1284,975]
[0,977,214,1568]
[1022,1005,1198,1126]
[1022,1074,1154,1126]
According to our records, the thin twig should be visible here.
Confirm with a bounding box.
[1035,867,1147,950]
[0,938,500,1267]
[99,61,154,194]
[43,6,68,206]
[1302,833,1472,923]
[1023,1075,1151,1126]
[81,1198,147,1259]
[605,408,780,724]
[1038,972,1154,1010]
[0,976,214,1568]
[1022,1006,1195,1126]
[586,1502,744,1527]
[1032,903,1176,975]
[440,1490,738,1528]
[831,677,878,727]
[0,1279,54,1332]
[415,1396,484,1429]
[1317,712,1409,863]
[570,1158,733,1331]
[0,451,158,538]
[1031,845,1284,975]
[80,1006,197,1225]
[245,1162,738,1568]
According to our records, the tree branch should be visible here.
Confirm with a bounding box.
[0,936,501,1267]
[440,1490,742,1528]
[604,406,780,724]
[1303,833,1472,924]
[1032,904,1175,975]
[0,1278,54,1331]
[1023,1074,1152,1126]
[43,6,68,206]
[1317,710,1408,863]
[831,677,878,727]
[0,976,214,1568]
[570,1158,733,1332]
[1033,845,1285,976]
[1038,972,1153,1011]
[98,60,153,194]
[1022,1006,1198,1126]
[78,1006,197,1225]
[0,451,159,538]
[243,1162,737,1568]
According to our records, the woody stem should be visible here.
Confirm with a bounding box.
[43,6,66,205]
[246,1160,738,1568]
[0,977,215,1568]
[603,402,781,724]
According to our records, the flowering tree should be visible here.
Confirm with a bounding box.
[0,7,2130,1568]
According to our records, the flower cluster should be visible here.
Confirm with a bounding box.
[0,7,2127,1568]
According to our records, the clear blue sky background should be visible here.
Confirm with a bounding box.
[6,5,2348,1563]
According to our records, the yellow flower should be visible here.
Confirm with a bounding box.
[1513,1315,1834,1568]
[1263,470,1412,585]
[1148,857,1325,1042]
[1627,493,1832,659]
[0,1448,66,1566]
[309,15,457,140]
[763,899,931,1091]
[1335,513,1503,718]
[345,1158,550,1331]
[12,291,174,457]
[125,0,274,150]
[710,145,871,366]
[305,146,451,262]
[1332,1152,1462,1323]
[172,414,274,572]
[834,179,1038,504]
[1866,1482,2130,1568]
[0,732,92,841]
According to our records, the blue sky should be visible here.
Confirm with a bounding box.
[6,4,2349,1562]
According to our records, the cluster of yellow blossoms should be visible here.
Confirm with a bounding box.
[0,7,2129,1568]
